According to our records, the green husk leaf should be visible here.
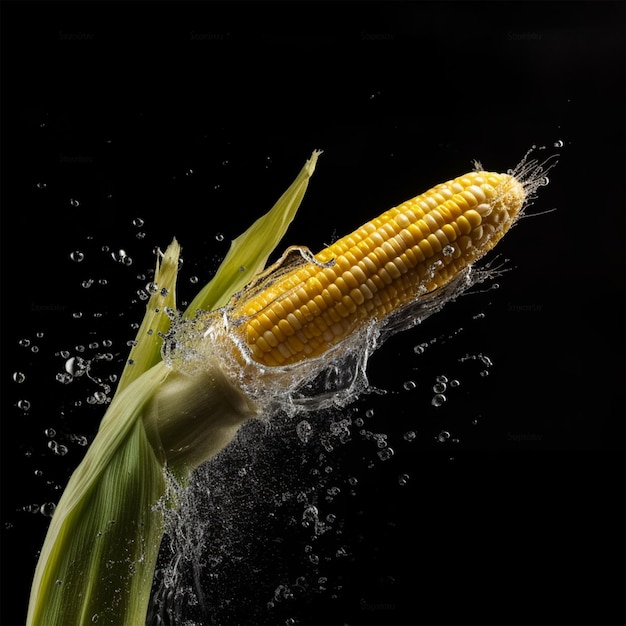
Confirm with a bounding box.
[117,240,181,393]
[184,150,321,316]
[27,362,171,626]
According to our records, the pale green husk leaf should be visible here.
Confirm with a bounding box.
[27,153,321,626]
[116,239,181,393]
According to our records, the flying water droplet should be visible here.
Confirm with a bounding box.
[70,198,80,208]
[554,139,564,148]
[413,342,428,354]
[302,505,319,528]
[437,430,451,443]
[431,393,446,407]
[17,399,31,411]
[40,502,56,517]
[403,380,416,391]
[377,447,395,461]
[442,245,455,257]
[398,473,410,486]
[132,217,144,227]
[12,371,26,383]
[403,430,417,442]
[70,251,84,263]
[296,420,313,444]
[215,233,224,242]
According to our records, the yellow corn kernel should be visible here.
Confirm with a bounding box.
[232,170,526,367]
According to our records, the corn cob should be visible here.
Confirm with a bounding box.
[230,170,525,367]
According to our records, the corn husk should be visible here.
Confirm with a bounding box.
[27,152,321,626]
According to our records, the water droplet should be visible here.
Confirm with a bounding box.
[145,281,159,295]
[296,420,313,444]
[112,249,132,265]
[70,198,80,208]
[19,338,31,348]
[160,287,169,297]
[413,342,428,354]
[222,160,229,166]
[12,371,26,383]
[55,579,62,586]
[348,476,358,486]
[471,418,479,426]
[91,614,99,623]
[377,447,395,461]
[72,312,83,319]
[98,279,108,286]
[45,428,56,438]
[136,231,146,240]
[480,370,490,377]
[433,382,447,394]
[132,217,144,227]
[554,139,564,148]
[473,312,485,320]
[36,182,48,190]
[190,275,199,284]
[18,399,31,411]
[302,505,319,528]
[81,279,94,289]
[442,244,455,257]
[70,251,84,263]
[403,430,417,441]
[41,502,56,517]
[450,379,460,388]
[365,408,374,418]
[398,473,410,486]
[215,233,224,242]
[308,554,319,564]
[34,469,43,476]
[431,393,446,407]
[403,380,416,391]
[478,354,492,367]
[437,430,451,443]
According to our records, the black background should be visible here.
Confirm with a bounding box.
[1,2,624,625]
